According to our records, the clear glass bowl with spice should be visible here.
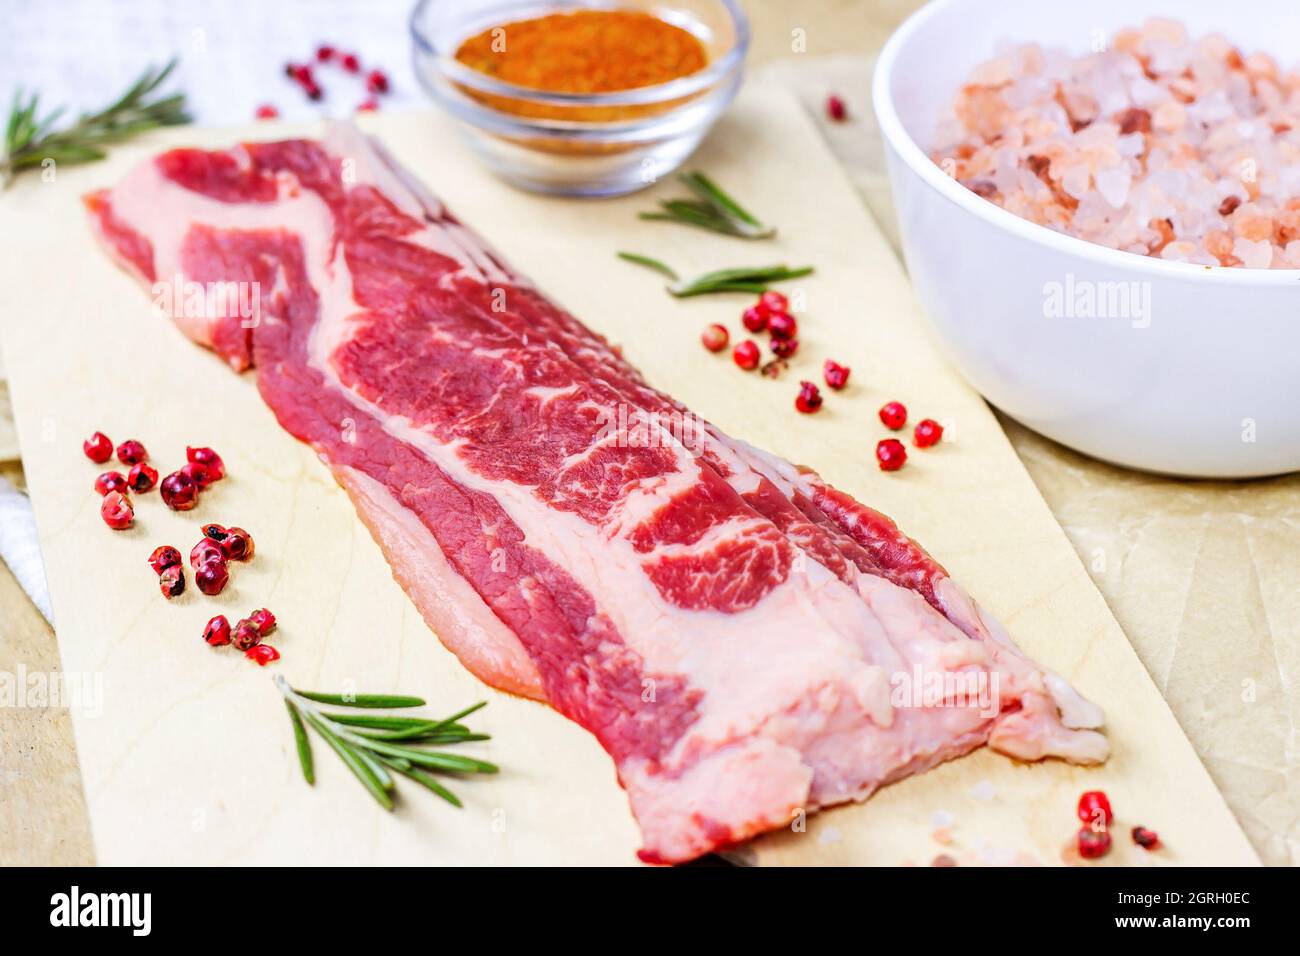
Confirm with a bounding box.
[410,0,749,196]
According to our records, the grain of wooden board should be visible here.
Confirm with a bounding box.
[0,81,1258,865]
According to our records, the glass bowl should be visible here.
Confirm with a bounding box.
[410,0,749,196]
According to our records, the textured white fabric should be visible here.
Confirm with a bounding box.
[0,0,425,125]
[0,478,51,623]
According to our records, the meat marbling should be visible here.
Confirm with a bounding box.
[85,124,1108,863]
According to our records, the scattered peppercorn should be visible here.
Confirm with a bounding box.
[181,460,213,489]
[913,418,944,448]
[741,306,768,333]
[255,103,280,120]
[190,538,225,569]
[758,290,788,315]
[822,359,850,390]
[203,614,232,646]
[876,438,907,472]
[148,545,183,576]
[316,44,335,63]
[366,69,389,94]
[115,439,148,466]
[1077,826,1112,859]
[794,381,823,414]
[246,644,281,666]
[231,618,262,651]
[95,471,129,496]
[222,527,255,561]
[701,324,729,352]
[83,431,113,463]
[1077,790,1113,827]
[159,565,185,599]
[1131,826,1160,850]
[160,472,199,511]
[195,560,230,596]
[249,608,277,636]
[767,311,797,340]
[733,340,761,370]
[827,94,848,122]
[187,447,225,482]
[356,98,380,113]
[879,401,908,430]
[341,52,360,73]
[100,491,134,529]
[127,462,158,493]
[770,337,799,359]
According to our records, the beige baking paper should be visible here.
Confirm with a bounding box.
[0,82,1258,865]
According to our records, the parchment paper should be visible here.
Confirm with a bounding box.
[0,82,1258,865]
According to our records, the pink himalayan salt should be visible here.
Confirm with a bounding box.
[933,18,1300,269]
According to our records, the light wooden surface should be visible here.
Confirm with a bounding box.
[0,78,1258,865]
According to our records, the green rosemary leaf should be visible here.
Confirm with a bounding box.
[668,265,814,298]
[352,722,444,740]
[303,712,394,810]
[1,59,189,187]
[617,251,679,280]
[322,713,439,729]
[668,281,771,298]
[354,745,395,792]
[350,737,499,774]
[397,765,464,808]
[296,689,426,709]
[286,701,314,785]
[637,171,775,239]
[430,701,488,731]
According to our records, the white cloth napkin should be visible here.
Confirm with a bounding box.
[0,477,52,623]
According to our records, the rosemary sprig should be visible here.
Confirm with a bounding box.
[2,60,190,187]
[639,172,776,239]
[618,252,814,297]
[276,676,496,810]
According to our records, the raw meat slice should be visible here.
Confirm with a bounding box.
[85,124,1108,863]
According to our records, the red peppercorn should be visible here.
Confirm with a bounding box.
[83,431,113,463]
[290,64,313,85]
[913,418,944,448]
[249,608,277,636]
[701,324,729,352]
[767,311,798,340]
[876,438,907,472]
[160,472,199,511]
[794,381,823,414]
[341,53,360,73]
[254,103,280,120]
[247,644,281,666]
[94,471,128,496]
[823,359,851,390]
[201,522,229,542]
[222,527,255,561]
[190,538,225,569]
[879,401,908,430]
[304,83,323,102]
[316,44,335,62]
[1077,790,1113,827]
[231,618,262,651]
[203,614,232,646]
[115,439,147,466]
[770,337,799,359]
[733,340,761,370]
[366,69,389,94]
[100,491,133,529]
[758,290,788,315]
[1077,826,1112,859]
[1131,826,1160,850]
[356,98,380,113]
[180,461,213,489]
[148,545,183,576]
[159,566,185,599]
[127,462,158,493]
[741,306,768,333]
[195,560,230,596]
[827,94,848,122]
[188,447,225,482]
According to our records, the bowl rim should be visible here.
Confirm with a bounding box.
[410,0,751,110]
[871,0,1300,286]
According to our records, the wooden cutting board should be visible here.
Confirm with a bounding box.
[0,81,1258,866]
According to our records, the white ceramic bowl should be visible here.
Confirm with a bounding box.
[873,0,1300,478]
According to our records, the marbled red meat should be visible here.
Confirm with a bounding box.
[85,124,1108,863]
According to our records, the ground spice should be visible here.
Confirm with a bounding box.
[454,10,707,94]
